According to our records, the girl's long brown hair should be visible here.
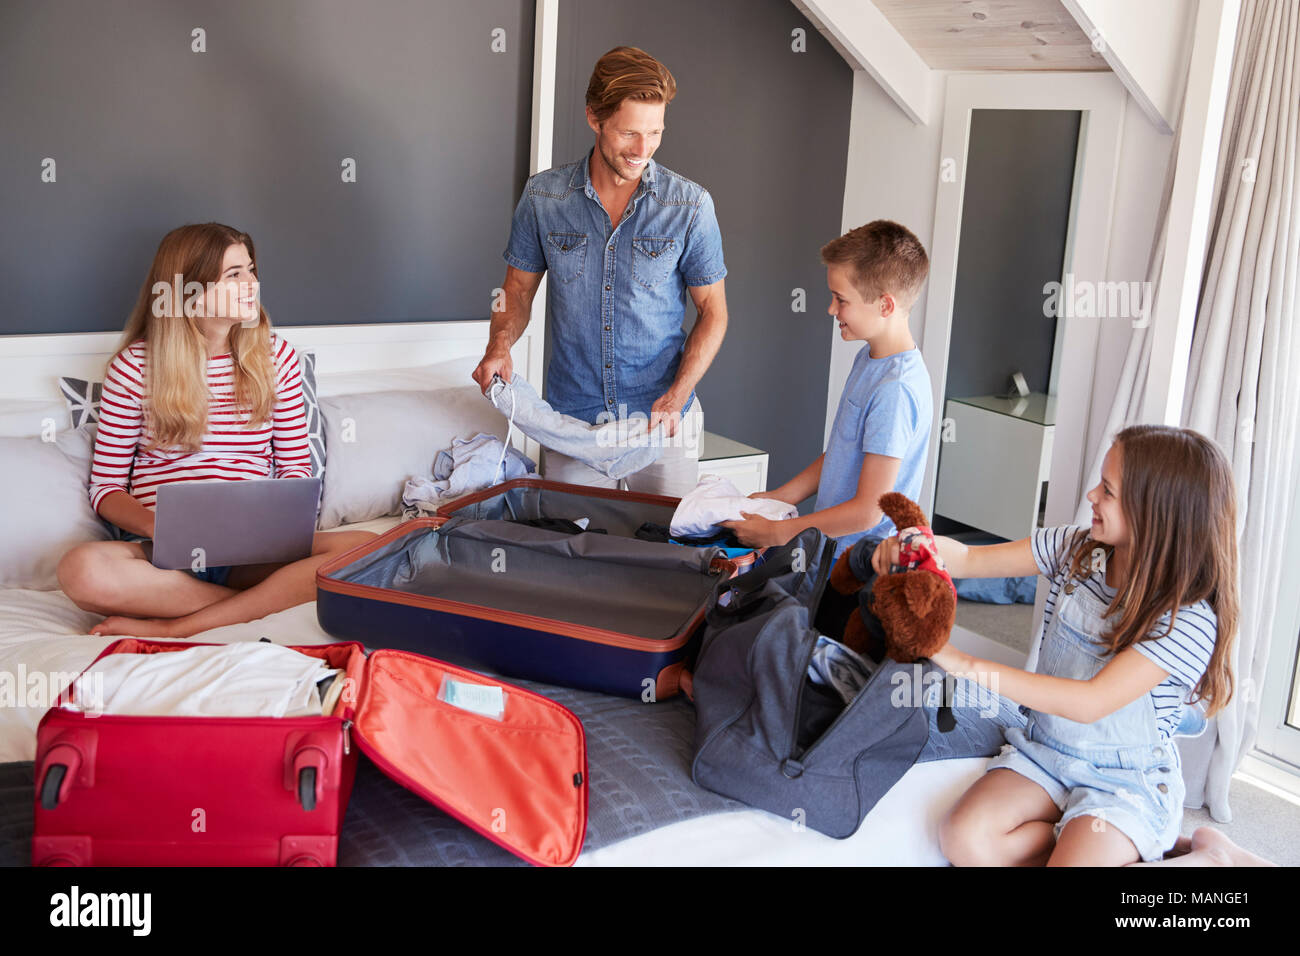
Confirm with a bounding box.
[111,223,276,452]
[1066,425,1238,716]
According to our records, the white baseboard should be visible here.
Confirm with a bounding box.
[948,624,1028,669]
[1236,751,1300,807]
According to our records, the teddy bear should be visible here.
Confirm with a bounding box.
[827,491,956,664]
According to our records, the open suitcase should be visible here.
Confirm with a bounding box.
[435,476,761,568]
[33,638,588,867]
[317,514,738,699]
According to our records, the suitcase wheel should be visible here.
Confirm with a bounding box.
[40,764,68,810]
[298,767,317,811]
[285,854,324,866]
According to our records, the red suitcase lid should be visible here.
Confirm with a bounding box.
[346,648,588,867]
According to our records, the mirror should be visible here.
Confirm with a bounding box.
[931,107,1082,658]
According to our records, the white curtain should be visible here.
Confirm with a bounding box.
[1079,0,1300,822]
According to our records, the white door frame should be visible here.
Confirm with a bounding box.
[919,71,1128,528]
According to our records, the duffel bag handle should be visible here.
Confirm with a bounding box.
[705,533,820,621]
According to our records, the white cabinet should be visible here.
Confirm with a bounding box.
[699,431,768,496]
[934,394,1055,541]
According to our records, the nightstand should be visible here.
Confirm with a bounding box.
[699,431,769,496]
[934,393,1055,541]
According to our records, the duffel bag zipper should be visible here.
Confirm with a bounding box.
[697,534,836,772]
[784,536,840,764]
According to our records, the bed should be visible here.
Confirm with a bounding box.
[0,319,1023,866]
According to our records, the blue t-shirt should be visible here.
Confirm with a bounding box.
[814,345,933,557]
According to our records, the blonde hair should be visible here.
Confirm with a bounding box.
[112,222,276,452]
[1064,425,1239,716]
[586,46,676,124]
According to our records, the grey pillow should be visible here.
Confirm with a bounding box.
[1,425,112,590]
[298,350,326,478]
[59,376,102,429]
[317,387,508,529]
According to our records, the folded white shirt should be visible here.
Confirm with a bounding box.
[64,642,340,718]
[669,474,798,538]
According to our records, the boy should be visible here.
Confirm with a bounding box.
[722,220,932,557]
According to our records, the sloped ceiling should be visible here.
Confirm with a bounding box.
[869,0,1108,71]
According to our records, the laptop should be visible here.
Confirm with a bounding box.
[150,478,322,571]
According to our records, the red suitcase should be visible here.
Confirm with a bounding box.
[33,638,588,867]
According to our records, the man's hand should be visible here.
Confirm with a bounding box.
[473,347,514,395]
[720,512,787,549]
[749,489,793,505]
[648,390,687,438]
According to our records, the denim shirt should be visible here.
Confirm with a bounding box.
[503,148,727,423]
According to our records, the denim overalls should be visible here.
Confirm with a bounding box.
[985,574,1184,861]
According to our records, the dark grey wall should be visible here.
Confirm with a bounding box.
[0,0,534,334]
[551,0,852,490]
[946,108,1081,398]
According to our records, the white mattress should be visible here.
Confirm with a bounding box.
[1,513,984,866]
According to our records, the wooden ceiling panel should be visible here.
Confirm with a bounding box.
[871,0,1110,71]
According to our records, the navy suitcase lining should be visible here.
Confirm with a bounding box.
[324,518,723,641]
[440,482,678,539]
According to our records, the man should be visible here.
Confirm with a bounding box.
[473,46,728,496]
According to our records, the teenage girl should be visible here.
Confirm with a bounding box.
[57,223,376,638]
[873,424,1238,865]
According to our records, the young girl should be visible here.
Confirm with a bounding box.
[873,424,1238,866]
[57,222,376,638]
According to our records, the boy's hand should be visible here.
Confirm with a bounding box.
[748,490,790,504]
[871,534,901,576]
[720,513,784,549]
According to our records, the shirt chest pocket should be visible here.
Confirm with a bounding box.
[833,394,867,449]
[631,236,680,291]
[545,232,588,284]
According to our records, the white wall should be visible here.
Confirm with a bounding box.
[826,69,945,448]
[1080,102,1176,460]
[1064,0,1199,132]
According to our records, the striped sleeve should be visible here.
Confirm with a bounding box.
[88,346,145,514]
[1030,525,1086,580]
[270,335,312,480]
[1134,602,1218,689]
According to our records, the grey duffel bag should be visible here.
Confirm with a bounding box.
[690,528,1015,838]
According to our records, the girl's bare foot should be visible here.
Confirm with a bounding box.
[1131,826,1279,866]
[90,615,185,639]
[1182,826,1278,866]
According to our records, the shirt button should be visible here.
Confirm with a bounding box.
[605,363,612,369]
[1156,783,1169,793]
[604,285,612,291]
[607,399,614,405]
[1158,766,1170,773]
[1151,746,1163,756]
[604,325,611,331]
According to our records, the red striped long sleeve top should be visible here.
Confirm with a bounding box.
[88,333,313,514]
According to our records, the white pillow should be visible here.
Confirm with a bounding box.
[314,356,480,398]
[0,399,71,438]
[0,425,112,589]
[316,386,508,529]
